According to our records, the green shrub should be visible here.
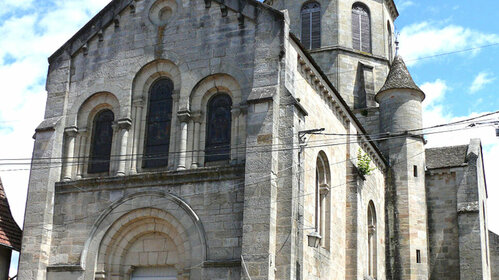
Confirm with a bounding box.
[357,149,376,176]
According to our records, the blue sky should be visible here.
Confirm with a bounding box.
[0,0,498,276]
[393,1,499,244]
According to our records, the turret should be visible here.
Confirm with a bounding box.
[376,55,429,280]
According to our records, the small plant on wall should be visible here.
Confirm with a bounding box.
[357,148,375,177]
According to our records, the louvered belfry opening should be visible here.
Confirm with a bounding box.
[352,3,371,53]
[301,2,321,49]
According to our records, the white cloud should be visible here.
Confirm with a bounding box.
[470,72,495,94]
[399,22,499,66]
[0,2,112,275]
[396,0,415,11]
[421,79,448,108]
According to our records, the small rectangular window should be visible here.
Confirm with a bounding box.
[414,165,418,177]
[416,250,421,263]
[296,262,301,280]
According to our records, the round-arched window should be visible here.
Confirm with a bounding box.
[301,2,321,49]
[352,3,371,53]
[143,78,174,168]
[205,94,232,163]
[88,109,114,174]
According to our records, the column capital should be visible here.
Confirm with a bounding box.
[231,107,242,117]
[133,98,144,107]
[172,91,181,102]
[64,126,78,137]
[117,118,132,130]
[177,110,191,123]
[77,127,88,136]
[239,103,248,114]
[191,111,203,123]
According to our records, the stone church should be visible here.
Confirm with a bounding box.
[18,0,499,279]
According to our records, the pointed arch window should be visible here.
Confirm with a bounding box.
[368,201,377,278]
[315,152,331,248]
[352,3,371,53]
[205,94,232,163]
[301,2,321,49]
[143,78,174,168]
[88,109,114,174]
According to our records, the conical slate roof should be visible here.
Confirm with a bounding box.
[378,55,425,98]
[0,177,22,251]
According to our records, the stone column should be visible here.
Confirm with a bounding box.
[116,118,132,176]
[191,112,202,169]
[177,110,191,171]
[169,91,181,170]
[231,107,241,164]
[75,129,87,179]
[130,99,144,174]
[62,126,78,181]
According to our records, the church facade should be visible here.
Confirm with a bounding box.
[18,0,497,279]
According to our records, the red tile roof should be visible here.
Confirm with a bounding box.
[0,177,22,251]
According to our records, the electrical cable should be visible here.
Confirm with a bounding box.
[0,112,496,169]
[18,138,425,228]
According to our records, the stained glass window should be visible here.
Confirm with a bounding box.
[143,78,174,168]
[205,94,232,163]
[88,109,114,174]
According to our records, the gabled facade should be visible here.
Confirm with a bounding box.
[18,0,497,280]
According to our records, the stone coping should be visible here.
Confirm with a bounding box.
[203,259,241,268]
[56,165,245,194]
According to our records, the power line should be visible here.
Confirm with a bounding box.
[0,119,494,172]
[0,121,489,174]
[405,42,499,62]
[0,110,496,167]
[17,138,427,231]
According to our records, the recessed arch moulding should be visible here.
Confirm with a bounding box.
[81,192,207,280]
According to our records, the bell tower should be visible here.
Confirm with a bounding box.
[265,0,398,111]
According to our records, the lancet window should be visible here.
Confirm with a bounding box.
[315,152,331,248]
[368,201,377,277]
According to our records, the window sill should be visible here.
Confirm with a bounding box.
[55,164,245,193]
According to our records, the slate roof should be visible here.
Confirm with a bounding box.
[0,177,22,251]
[377,55,425,97]
[425,145,469,170]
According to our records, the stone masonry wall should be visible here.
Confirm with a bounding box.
[21,0,277,279]
[268,0,394,109]
[489,231,499,280]
[49,167,245,279]
[457,141,491,280]
[425,169,462,280]
[288,38,386,280]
